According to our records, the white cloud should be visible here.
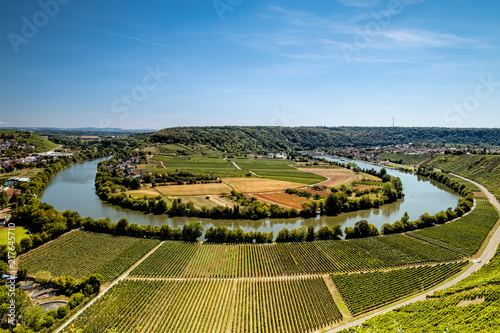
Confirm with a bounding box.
[337,0,380,7]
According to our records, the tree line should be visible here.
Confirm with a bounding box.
[147,126,500,153]
[381,166,474,235]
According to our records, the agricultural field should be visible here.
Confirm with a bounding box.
[178,195,228,210]
[379,152,431,165]
[0,227,29,246]
[427,154,500,201]
[223,177,306,193]
[152,155,246,177]
[19,231,159,282]
[342,247,500,332]
[332,261,467,315]
[154,182,233,196]
[233,158,326,184]
[129,234,462,279]
[252,192,310,209]
[409,198,499,255]
[445,173,482,193]
[126,188,162,199]
[69,277,342,333]
[296,167,377,187]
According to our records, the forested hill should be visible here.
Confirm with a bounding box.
[146,127,500,152]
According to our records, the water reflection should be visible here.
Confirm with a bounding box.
[40,156,459,235]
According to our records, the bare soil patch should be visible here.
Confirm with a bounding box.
[298,168,365,187]
[155,183,233,196]
[222,177,304,193]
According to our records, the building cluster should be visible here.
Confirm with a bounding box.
[106,156,146,178]
[0,152,73,171]
[332,144,500,161]
[248,152,288,159]
[0,139,35,152]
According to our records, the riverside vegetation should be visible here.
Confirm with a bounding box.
[2,127,500,332]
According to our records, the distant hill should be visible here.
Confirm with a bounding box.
[147,127,500,152]
[0,129,59,153]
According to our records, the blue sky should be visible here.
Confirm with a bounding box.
[1,0,499,129]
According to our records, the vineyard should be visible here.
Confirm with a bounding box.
[19,231,160,281]
[130,234,462,279]
[332,261,467,315]
[70,277,342,333]
[409,198,499,255]
[342,248,500,332]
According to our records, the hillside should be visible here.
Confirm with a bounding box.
[147,127,500,153]
[0,129,59,153]
[342,244,500,332]
[425,154,500,201]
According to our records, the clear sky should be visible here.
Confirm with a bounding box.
[1,0,499,129]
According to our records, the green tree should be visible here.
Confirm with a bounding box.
[182,221,203,242]
[306,226,316,242]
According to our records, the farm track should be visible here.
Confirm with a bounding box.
[54,241,165,333]
[326,174,500,332]
[53,173,500,333]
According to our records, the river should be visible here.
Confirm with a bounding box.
[40,157,459,234]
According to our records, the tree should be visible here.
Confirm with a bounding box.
[345,220,379,239]
[182,221,203,242]
[323,193,342,215]
[115,218,129,235]
[275,228,291,243]
[317,226,334,240]
[68,293,85,309]
[306,226,315,242]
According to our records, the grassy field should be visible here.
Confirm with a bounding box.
[126,188,161,199]
[0,129,59,152]
[234,158,326,184]
[152,155,246,177]
[19,231,159,282]
[0,227,29,245]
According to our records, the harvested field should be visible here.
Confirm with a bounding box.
[222,177,305,193]
[155,183,233,196]
[179,195,234,210]
[353,185,378,191]
[298,168,377,187]
[252,192,310,210]
[127,189,161,199]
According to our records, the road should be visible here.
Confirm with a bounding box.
[326,175,500,333]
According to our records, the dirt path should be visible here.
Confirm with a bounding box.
[54,241,165,333]
[231,161,242,170]
[326,175,500,333]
